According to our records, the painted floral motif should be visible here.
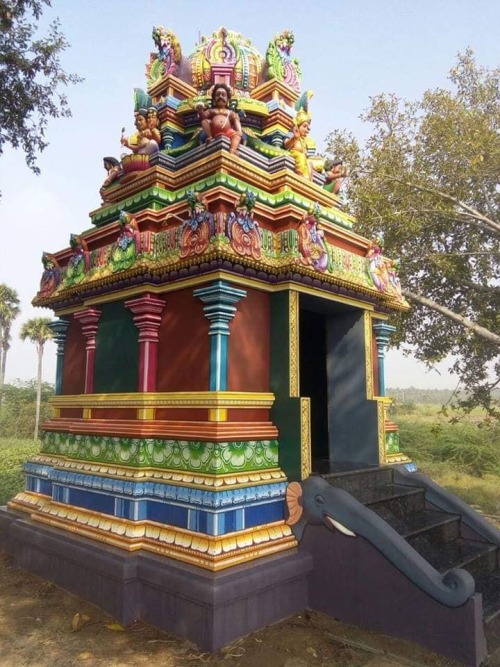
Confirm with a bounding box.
[42,432,280,474]
[386,431,400,454]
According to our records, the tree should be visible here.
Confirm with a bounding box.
[0,283,21,396]
[326,50,500,416]
[19,317,53,439]
[0,0,82,177]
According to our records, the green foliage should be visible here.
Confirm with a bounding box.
[0,380,54,438]
[0,437,39,505]
[0,0,82,176]
[326,50,500,417]
[399,412,500,477]
[0,283,20,392]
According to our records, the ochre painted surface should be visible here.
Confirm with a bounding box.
[228,288,270,392]
[61,317,86,395]
[157,290,210,392]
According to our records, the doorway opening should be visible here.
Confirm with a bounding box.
[299,308,329,463]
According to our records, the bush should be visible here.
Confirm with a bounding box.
[0,381,54,439]
[399,415,500,477]
[0,438,39,505]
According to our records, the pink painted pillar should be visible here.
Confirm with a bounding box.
[74,308,102,394]
[125,293,165,392]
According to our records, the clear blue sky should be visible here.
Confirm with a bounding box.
[1,0,498,388]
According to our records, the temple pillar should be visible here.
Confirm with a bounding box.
[124,293,165,392]
[372,322,397,396]
[194,280,246,391]
[47,318,70,395]
[74,308,101,394]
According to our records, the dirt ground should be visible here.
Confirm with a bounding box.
[1,553,499,667]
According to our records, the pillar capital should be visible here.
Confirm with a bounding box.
[125,293,165,393]
[372,321,396,397]
[74,308,101,394]
[47,318,70,395]
[194,280,246,392]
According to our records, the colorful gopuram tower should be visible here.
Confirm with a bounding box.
[1,26,418,651]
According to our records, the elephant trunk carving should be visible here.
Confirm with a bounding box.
[286,476,475,608]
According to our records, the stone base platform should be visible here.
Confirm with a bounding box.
[0,507,312,651]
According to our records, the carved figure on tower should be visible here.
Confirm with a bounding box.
[66,234,90,287]
[196,84,242,154]
[179,191,215,258]
[38,253,60,298]
[297,204,328,272]
[111,211,140,272]
[146,26,182,86]
[265,29,301,92]
[121,109,159,156]
[324,160,348,195]
[227,191,261,260]
[100,157,122,202]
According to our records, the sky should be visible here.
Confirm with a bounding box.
[1,0,499,389]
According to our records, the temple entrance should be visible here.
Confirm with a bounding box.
[299,295,380,473]
[299,308,329,462]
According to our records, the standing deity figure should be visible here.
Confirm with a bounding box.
[121,109,159,156]
[196,84,242,154]
[284,110,315,179]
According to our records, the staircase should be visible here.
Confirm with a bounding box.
[309,464,500,664]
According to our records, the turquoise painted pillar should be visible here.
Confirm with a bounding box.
[373,322,397,397]
[194,280,246,391]
[48,318,70,395]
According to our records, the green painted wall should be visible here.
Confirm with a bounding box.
[94,301,139,393]
[270,291,303,481]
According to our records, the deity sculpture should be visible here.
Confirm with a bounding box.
[66,235,90,287]
[146,26,182,86]
[196,84,242,154]
[39,253,60,298]
[227,191,261,260]
[265,29,301,92]
[297,204,328,272]
[121,109,159,156]
[324,160,348,195]
[146,107,162,146]
[285,110,315,179]
[111,211,140,272]
[100,157,122,202]
[366,236,387,291]
[179,191,215,258]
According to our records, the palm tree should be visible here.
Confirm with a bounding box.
[0,284,21,395]
[20,317,54,439]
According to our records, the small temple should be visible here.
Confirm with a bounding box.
[2,26,499,667]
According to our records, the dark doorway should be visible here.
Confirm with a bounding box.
[299,309,329,461]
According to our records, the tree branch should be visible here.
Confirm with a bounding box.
[402,289,500,345]
[379,175,500,235]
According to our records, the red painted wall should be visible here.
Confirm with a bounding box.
[228,288,270,392]
[156,289,210,392]
[61,316,86,395]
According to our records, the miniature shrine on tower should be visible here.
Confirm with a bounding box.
[2,26,499,667]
